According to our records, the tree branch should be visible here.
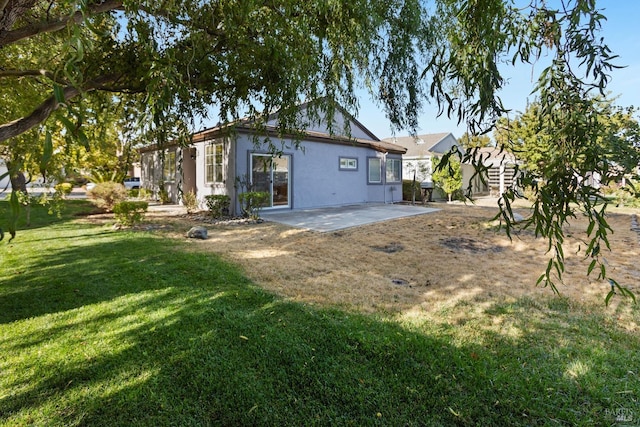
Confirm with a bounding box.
[0,75,117,143]
[0,68,70,85]
[0,0,123,47]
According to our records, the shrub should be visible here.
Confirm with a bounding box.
[205,194,231,218]
[113,201,149,226]
[238,191,269,219]
[432,157,462,202]
[158,183,171,204]
[54,183,73,198]
[138,188,152,200]
[402,180,423,202]
[87,182,128,212]
[182,191,199,214]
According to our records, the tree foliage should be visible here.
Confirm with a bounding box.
[432,156,462,201]
[459,132,493,150]
[495,98,640,177]
[492,96,640,299]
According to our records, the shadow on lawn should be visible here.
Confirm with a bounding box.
[1,228,638,425]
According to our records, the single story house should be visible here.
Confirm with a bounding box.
[139,103,407,215]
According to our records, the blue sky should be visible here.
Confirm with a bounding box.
[355,2,640,139]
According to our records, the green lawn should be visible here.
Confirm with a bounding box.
[0,201,638,426]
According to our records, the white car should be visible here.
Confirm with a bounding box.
[123,177,141,190]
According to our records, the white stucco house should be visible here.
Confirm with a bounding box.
[140,102,407,215]
[382,133,460,184]
[382,132,529,198]
[472,147,519,196]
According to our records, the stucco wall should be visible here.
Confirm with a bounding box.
[234,135,402,212]
[142,133,403,213]
[402,157,432,183]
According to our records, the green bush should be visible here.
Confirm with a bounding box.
[402,180,423,202]
[87,182,128,212]
[138,188,152,200]
[432,156,462,202]
[182,191,199,214]
[113,201,149,226]
[158,183,171,204]
[205,194,230,218]
[54,183,73,197]
[238,191,269,219]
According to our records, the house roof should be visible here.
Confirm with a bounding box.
[188,122,406,154]
[141,101,407,155]
[471,147,519,167]
[382,133,458,157]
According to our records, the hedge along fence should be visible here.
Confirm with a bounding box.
[113,201,149,226]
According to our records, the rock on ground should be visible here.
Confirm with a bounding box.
[187,226,208,239]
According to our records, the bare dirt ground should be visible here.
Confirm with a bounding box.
[153,203,640,318]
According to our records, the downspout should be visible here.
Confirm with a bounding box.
[383,152,388,204]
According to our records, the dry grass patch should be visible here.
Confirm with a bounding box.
[160,204,638,319]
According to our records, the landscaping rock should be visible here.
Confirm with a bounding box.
[187,226,208,240]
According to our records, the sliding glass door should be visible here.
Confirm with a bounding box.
[251,154,290,208]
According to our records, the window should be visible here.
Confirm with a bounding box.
[206,143,224,183]
[163,151,176,181]
[386,158,402,183]
[368,158,382,183]
[339,157,358,170]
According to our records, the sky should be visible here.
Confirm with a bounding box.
[354,1,640,140]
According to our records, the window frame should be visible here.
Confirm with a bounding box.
[339,157,358,171]
[385,158,402,183]
[163,150,176,182]
[205,142,224,184]
[367,157,382,184]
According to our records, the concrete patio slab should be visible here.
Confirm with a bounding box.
[260,203,440,232]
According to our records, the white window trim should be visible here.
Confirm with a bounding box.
[163,151,176,182]
[205,142,224,184]
[386,158,402,183]
[339,157,358,171]
[368,157,382,184]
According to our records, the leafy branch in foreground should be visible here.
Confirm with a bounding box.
[437,1,639,302]
[492,87,638,302]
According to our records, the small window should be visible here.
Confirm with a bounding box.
[339,157,358,170]
[386,158,402,183]
[163,151,176,182]
[368,158,382,184]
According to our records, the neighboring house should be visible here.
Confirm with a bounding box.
[382,133,459,184]
[471,147,519,196]
[140,103,406,215]
[382,133,522,198]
